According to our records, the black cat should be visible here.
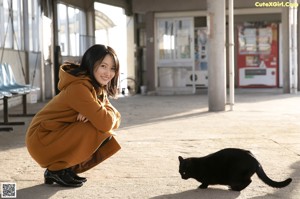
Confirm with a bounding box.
[178,148,292,191]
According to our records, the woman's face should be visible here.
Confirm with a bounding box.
[93,54,116,86]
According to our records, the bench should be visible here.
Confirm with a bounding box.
[0,93,13,131]
[0,63,36,130]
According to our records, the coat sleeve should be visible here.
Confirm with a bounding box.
[64,83,119,132]
[104,100,121,130]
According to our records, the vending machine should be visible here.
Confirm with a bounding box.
[237,23,279,88]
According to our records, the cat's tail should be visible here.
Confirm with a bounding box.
[256,164,292,188]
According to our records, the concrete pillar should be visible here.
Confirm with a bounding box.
[228,0,234,111]
[282,7,290,93]
[289,0,298,94]
[145,12,155,92]
[282,2,298,94]
[298,4,300,91]
[207,0,226,111]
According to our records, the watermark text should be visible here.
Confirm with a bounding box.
[255,1,298,8]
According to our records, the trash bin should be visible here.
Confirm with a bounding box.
[27,88,38,104]
[140,85,147,95]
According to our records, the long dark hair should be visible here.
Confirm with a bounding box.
[69,44,120,97]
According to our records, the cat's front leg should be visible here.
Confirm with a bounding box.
[199,183,208,189]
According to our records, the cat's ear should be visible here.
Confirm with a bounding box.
[178,156,184,162]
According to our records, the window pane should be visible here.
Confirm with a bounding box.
[12,0,23,50]
[57,4,86,56]
[28,0,39,51]
[157,18,193,62]
[57,3,68,55]
[157,19,174,60]
[0,0,4,47]
[3,0,12,48]
[174,19,192,59]
[68,7,78,56]
[79,10,87,54]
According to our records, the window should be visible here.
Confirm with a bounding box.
[12,0,22,50]
[28,0,40,51]
[0,0,23,50]
[57,4,68,55]
[57,3,86,56]
[157,17,194,64]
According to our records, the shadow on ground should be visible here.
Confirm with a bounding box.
[16,184,77,199]
[114,95,210,129]
[249,160,300,199]
[149,188,240,199]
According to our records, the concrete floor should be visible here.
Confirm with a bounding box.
[0,89,299,199]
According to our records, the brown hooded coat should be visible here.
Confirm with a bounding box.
[25,64,121,173]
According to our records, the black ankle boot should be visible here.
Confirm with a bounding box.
[44,169,83,187]
[66,168,87,183]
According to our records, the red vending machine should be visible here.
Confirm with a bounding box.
[237,23,278,88]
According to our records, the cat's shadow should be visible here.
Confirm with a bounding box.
[248,160,300,199]
[150,188,240,199]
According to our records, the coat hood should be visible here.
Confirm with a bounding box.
[58,64,92,91]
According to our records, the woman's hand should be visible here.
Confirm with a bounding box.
[77,113,89,123]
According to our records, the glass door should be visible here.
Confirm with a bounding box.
[156,17,195,94]
[157,17,193,64]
